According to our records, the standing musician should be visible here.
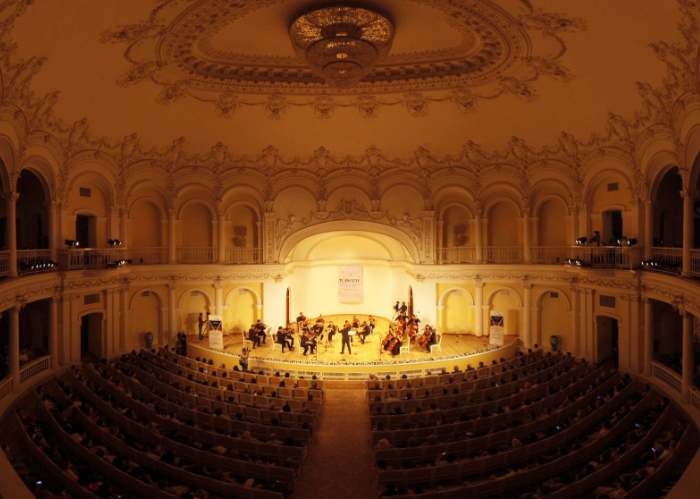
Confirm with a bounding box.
[368,315,376,332]
[399,301,408,315]
[340,321,353,355]
[326,321,338,345]
[358,321,371,344]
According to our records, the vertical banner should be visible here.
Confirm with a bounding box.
[489,311,504,346]
[208,314,224,350]
[339,265,363,303]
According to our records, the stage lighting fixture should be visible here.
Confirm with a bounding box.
[575,237,587,246]
[108,239,122,247]
[64,239,79,249]
[627,238,637,246]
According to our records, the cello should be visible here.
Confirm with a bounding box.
[418,327,432,348]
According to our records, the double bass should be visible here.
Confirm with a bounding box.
[418,326,432,347]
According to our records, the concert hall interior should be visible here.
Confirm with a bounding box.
[2,1,700,498]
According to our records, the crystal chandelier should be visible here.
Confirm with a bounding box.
[289,6,395,88]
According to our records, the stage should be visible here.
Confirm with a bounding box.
[185,315,519,380]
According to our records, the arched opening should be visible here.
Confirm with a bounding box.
[80,312,103,361]
[596,316,619,366]
[76,214,97,248]
[652,300,683,367]
[226,204,260,259]
[130,200,163,248]
[16,170,49,250]
[487,201,520,247]
[489,289,521,338]
[439,288,473,335]
[130,290,163,349]
[441,205,470,248]
[225,287,260,335]
[601,210,623,243]
[653,168,683,247]
[537,199,568,246]
[179,289,211,337]
[0,300,50,376]
[538,291,570,349]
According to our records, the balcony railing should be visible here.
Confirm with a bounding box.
[0,251,9,277]
[19,356,51,384]
[128,247,169,265]
[652,247,683,267]
[651,361,682,393]
[569,246,642,270]
[531,246,570,264]
[484,246,524,264]
[438,246,476,264]
[0,376,10,403]
[225,248,262,264]
[177,247,218,264]
[59,249,127,270]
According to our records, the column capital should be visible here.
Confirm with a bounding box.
[641,296,651,304]
[213,279,223,290]
[4,192,20,202]
[522,278,533,290]
[474,209,483,218]
[677,306,693,319]
[167,280,178,291]
[522,206,531,216]
[681,189,696,199]
[474,277,484,288]
[581,288,596,296]
[168,208,177,218]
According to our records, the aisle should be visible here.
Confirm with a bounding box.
[292,387,378,499]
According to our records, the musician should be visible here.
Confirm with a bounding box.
[340,323,353,355]
[276,327,293,352]
[352,316,360,329]
[399,301,408,315]
[407,314,420,339]
[316,315,325,325]
[382,330,394,351]
[327,322,338,345]
[254,320,267,344]
[283,327,296,348]
[359,321,371,344]
[312,321,324,341]
[392,301,400,319]
[296,312,307,324]
[424,326,437,353]
[368,315,376,332]
[248,324,261,349]
[301,331,317,356]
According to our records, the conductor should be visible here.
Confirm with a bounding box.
[340,324,353,355]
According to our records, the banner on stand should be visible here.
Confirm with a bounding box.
[208,315,224,350]
[339,265,363,303]
[489,311,504,346]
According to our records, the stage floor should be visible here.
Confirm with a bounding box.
[188,331,516,366]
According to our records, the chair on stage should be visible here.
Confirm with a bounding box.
[242,332,253,350]
[399,338,410,356]
[268,328,281,351]
[430,333,443,354]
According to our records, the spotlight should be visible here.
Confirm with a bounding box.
[627,238,637,246]
[64,239,79,249]
[575,237,587,246]
[108,239,122,247]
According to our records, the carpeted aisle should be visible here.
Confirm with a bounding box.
[292,388,378,499]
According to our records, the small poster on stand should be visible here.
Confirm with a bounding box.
[489,311,504,346]
[208,314,224,350]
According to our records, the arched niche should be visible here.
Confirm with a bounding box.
[437,287,474,335]
[225,286,261,335]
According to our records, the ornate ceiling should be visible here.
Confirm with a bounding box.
[0,0,694,165]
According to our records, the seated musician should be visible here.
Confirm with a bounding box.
[276,327,294,352]
[327,321,337,345]
[296,312,307,325]
[301,331,317,356]
[248,324,261,349]
[352,315,360,329]
[424,326,437,353]
[254,320,267,344]
[368,315,376,332]
[382,330,394,351]
[283,327,296,347]
[358,321,371,344]
[312,322,324,341]
[316,315,325,325]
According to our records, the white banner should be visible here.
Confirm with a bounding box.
[339,265,363,303]
[489,311,504,346]
[208,315,224,349]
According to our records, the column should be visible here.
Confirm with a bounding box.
[49,296,59,368]
[48,202,58,262]
[474,210,483,263]
[120,287,128,354]
[214,280,223,316]
[571,205,579,243]
[256,221,263,263]
[119,208,128,248]
[475,279,484,337]
[643,297,653,375]
[584,289,595,360]
[644,200,653,260]
[681,310,694,402]
[104,289,114,358]
[168,282,177,343]
[168,209,177,264]
[682,190,694,277]
[9,304,20,391]
[217,211,226,264]
[571,287,580,356]
[523,207,532,264]
[437,220,444,262]
[6,192,18,277]
[522,281,533,347]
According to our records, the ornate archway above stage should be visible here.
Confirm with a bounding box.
[276,217,426,264]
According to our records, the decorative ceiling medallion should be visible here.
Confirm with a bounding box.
[102,0,585,118]
[289,6,396,88]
